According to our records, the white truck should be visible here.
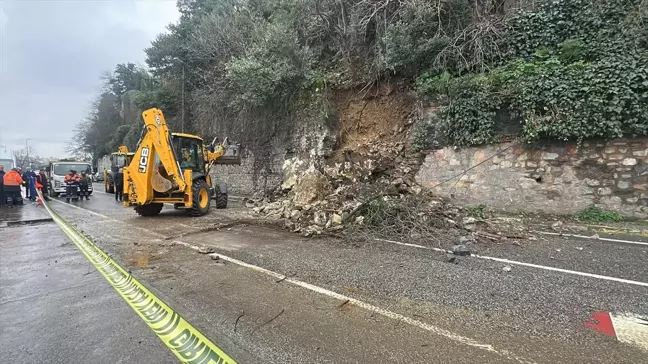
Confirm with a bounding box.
[48,161,94,196]
[96,155,111,182]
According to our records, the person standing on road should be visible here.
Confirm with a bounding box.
[3,168,23,207]
[36,170,50,201]
[114,167,124,202]
[21,168,36,200]
[0,165,5,207]
[79,171,91,200]
[64,170,81,198]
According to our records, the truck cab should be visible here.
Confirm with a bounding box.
[49,161,93,196]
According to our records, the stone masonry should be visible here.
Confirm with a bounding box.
[416,138,648,218]
[211,148,285,196]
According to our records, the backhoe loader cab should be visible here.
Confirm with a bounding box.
[123,108,240,217]
[104,148,135,193]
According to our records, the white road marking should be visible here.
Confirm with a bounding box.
[610,313,648,351]
[48,200,645,358]
[375,238,648,288]
[52,200,648,288]
[49,200,536,362]
[50,199,167,238]
[172,240,535,364]
[534,230,648,246]
[50,198,109,219]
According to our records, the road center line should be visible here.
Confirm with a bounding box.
[374,238,648,288]
[172,240,536,364]
[50,199,167,238]
[50,199,535,363]
[50,198,109,219]
[533,230,648,246]
[50,200,648,288]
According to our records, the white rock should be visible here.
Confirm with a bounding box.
[622,158,637,166]
[332,213,342,225]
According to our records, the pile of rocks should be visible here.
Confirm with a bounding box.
[245,139,429,236]
[247,180,371,237]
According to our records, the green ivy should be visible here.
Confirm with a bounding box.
[576,206,624,222]
[417,0,648,147]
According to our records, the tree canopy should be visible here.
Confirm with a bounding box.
[73,0,648,161]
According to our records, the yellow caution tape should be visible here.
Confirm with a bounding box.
[39,193,237,364]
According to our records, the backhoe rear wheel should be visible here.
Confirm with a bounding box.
[135,203,163,217]
[188,179,210,216]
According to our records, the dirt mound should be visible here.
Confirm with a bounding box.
[331,79,414,161]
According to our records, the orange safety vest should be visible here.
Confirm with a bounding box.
[3,170,23,186]
[64,174,80,182]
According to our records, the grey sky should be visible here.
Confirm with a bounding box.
[0,0,179,159]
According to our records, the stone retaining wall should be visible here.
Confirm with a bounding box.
[211,148,285,196]
[415,139,648,218]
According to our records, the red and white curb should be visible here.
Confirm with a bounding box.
[586,312,648,351]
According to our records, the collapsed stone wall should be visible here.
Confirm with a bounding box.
[416,139,648,218]
[212,81,413,196]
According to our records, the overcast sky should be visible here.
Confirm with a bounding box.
[0,0,179,159]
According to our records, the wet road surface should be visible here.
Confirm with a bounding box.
[0,208,175,363]
[2,185,647,363]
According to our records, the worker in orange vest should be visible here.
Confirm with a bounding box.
[3,168,23,207]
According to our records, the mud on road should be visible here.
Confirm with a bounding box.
[4,186,647,363]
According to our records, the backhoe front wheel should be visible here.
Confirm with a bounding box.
[214,189,228,209]
[135,203,163,217]
[188,179,210,216]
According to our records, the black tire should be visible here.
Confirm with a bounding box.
[135,203,163,217]
[188,179,210,216]
[66,198,70,203]
[54,192,60,197]
[215,191,228,209]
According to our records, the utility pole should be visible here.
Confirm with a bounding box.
[25,138,31,168]
[173,57,186,133]
[181,63,185,133]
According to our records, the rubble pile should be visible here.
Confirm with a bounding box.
[245,140,468,238]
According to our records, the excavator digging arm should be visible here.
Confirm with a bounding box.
[124,108,187,205]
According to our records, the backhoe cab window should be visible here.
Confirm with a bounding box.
[174,137,205,172]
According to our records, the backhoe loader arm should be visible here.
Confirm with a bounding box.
[124,108,187,205]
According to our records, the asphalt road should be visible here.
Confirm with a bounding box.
[0,208,175,363]
[1,184,647,363]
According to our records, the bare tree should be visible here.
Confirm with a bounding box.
[13,147,46,170]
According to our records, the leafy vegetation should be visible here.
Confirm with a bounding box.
[73,0,648,163]
[576,206,624,222]
[469,204,488,219]
[415,0,648,148]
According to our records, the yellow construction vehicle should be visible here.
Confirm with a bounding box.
[123,108,240,216]
[104,146,135,193]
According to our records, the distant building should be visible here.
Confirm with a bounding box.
[0,145,14,169]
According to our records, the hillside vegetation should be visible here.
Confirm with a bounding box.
[72,0,648,161]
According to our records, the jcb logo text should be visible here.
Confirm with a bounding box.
[139,148,149,173]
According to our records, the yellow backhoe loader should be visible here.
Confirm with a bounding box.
[104,146,135,193]
[123,108,241,217]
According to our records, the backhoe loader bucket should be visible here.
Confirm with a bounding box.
[214,143,242,165]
